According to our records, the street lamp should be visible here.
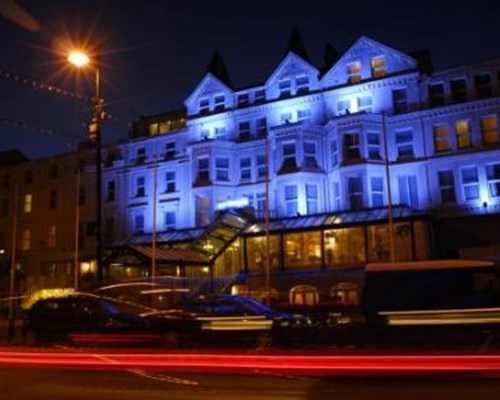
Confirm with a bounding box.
[68,49,104,283]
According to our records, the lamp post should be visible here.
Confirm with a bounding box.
[68,50,104,283]
[381,111,396,263]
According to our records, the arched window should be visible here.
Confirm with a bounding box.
[289,285,319,306]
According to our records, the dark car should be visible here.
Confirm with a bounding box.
[23,293,157,346]
[144,294,312,347]
[24,293,311,348]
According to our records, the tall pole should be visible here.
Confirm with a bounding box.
[151,155,158,281]
[264,134,271,305]
[7,179,19,343]
[74,166,80,291]
[93,67,104,282]
[382,112,396,263]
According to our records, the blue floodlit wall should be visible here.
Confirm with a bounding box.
[102,36,500,239]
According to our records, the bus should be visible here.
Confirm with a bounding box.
[360,260,500,344]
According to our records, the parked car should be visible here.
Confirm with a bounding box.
[23,293,311,348]
[23,293,156,346]
[144,294,312,347]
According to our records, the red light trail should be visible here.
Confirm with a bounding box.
[1,348,500,377]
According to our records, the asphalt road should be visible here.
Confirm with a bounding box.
[0,366,499,400]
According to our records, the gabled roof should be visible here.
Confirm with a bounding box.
[184,72,233,108]
[321,36,418,84]
[265,28,318,86]
[266,51,319,87]
[184,51,234,108]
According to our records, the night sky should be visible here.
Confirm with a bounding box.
[1,0,500,159]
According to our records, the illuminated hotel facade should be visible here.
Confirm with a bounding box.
[2,34,500,304]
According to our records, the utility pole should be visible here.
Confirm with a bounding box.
[93,67,104,282]
[74,165,80,291]
[7,179,19,343]
[382,112,396,262]
[264,134,271,305]
[151,154,158,281]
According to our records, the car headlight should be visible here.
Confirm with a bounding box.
[328,313,351,325]
[279,320,290,327]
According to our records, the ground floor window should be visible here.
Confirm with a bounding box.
[246,235,282,273]
[289,285,320,306]
[330,282,359,306]
[284,231,322,268]
[367,222,413,262]
[213,239,242,277]
[215,219,428,274]
[324,227,365,266]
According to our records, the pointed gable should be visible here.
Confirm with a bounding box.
[185,51,234,116]
[321,36,418,88]
[266,29,319,100]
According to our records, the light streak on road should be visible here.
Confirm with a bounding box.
[1,349,500,377]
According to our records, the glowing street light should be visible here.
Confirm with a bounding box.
[68,50,90,68]
[68,49,104,284]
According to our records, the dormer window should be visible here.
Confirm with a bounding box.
[347,62,362,84]
[450,78,467,103]
[199,98,210,114]
[149,123,159,136]
[254,89,265,103]
[296,74,310,95]
[370,56,386,78]
[278,78,292,98]
[237,93,249,107]
[214,94,225,112]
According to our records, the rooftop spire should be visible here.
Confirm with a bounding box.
[284,27,309,62]
[205,50,232,88]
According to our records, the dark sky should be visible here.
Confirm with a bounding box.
[1,0,500,159]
